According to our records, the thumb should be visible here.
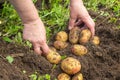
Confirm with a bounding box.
[41,43,50,55]
[68,18,76,30]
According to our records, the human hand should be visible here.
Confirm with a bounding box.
[69,0,95,36]
[23,18,50,55]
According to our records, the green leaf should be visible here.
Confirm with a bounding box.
[3,37,12,43]
[6,56,14,64]
[61,55,67,60]
[29,74,37,80]
[45,74,51,80]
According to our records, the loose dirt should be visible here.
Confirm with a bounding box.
[0,12,120,80]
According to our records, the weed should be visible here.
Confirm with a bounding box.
[29,72,51,80]
[6,55,14,64]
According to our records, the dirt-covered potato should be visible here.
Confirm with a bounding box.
[91,36,100,45]
[58,73,71,80]
[55,31,68,42]
[71,44,88,56]
[72,73,83,80]
[69,27,80,44]
[79,29,91,44]
[49,46,57,52]
[53,41,68,50]
[46,50,61,64]
[61,57,81,75]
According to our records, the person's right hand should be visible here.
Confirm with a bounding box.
[23,18,50,55]
[69,0,95,37]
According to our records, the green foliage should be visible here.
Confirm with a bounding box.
[29,72,51,80]
[29,73,37,80]
[39,0,69,33]
[6,55,14,64]
[3,36,12,43]
[1,1,23,44]
[83,0,120,17]
[0,0,69,45]
[0,0,119,46]
[61,55,67,60]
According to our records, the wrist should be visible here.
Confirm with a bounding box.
[70,0,83,6]
[23,18,43,28]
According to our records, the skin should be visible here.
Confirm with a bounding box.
[9,0,95,55]
[69,0,95,36]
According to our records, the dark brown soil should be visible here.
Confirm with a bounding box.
[0,12,120,80]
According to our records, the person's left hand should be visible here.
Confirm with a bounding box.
[23,18,50,55]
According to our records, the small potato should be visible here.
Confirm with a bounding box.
[71,44,88,56]
[69,27,81,44]
[79,29,91,44]
[61,57,81,75]
[58,73,71,80]
[49,46,57,52]
[56,31,68,42]
[91,36,100,45]
[72,73,83,80]
[46,50,61,64]
[54,41,68,50]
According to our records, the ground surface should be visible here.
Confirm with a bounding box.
[0,11,120,80]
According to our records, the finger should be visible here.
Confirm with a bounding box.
[40,42,50,55]
[80,25,87,30]
[32,42,42,55]
[75,19,82,26]
[68,18,76,30]
[83,17,95,37]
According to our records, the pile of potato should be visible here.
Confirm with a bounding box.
[45,27,100,80]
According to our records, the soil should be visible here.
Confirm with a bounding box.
[0,11,120,80]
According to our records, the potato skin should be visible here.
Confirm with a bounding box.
[49,46,57,52]
[53,41,68,50]
[56,31,68,42]
[72,73,83,80]
[61,57,81,75]
[91,36,100,45]
[69,27,80,44]
[79,29,91,44]
[46,50,61,64]
[58,73,71,80]
[71,44,88,56]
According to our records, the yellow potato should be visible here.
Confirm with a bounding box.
[91,36,100,45]
[61,57,81,75]
[72,73,83,80]
[58,73,71,80]
[71,44,88,56]
[46,50,61,64]
[79,29,91,44]
[49,46,57,52]
[53,41,68,50]
[56,31,68,42]
[69,27,80,44]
